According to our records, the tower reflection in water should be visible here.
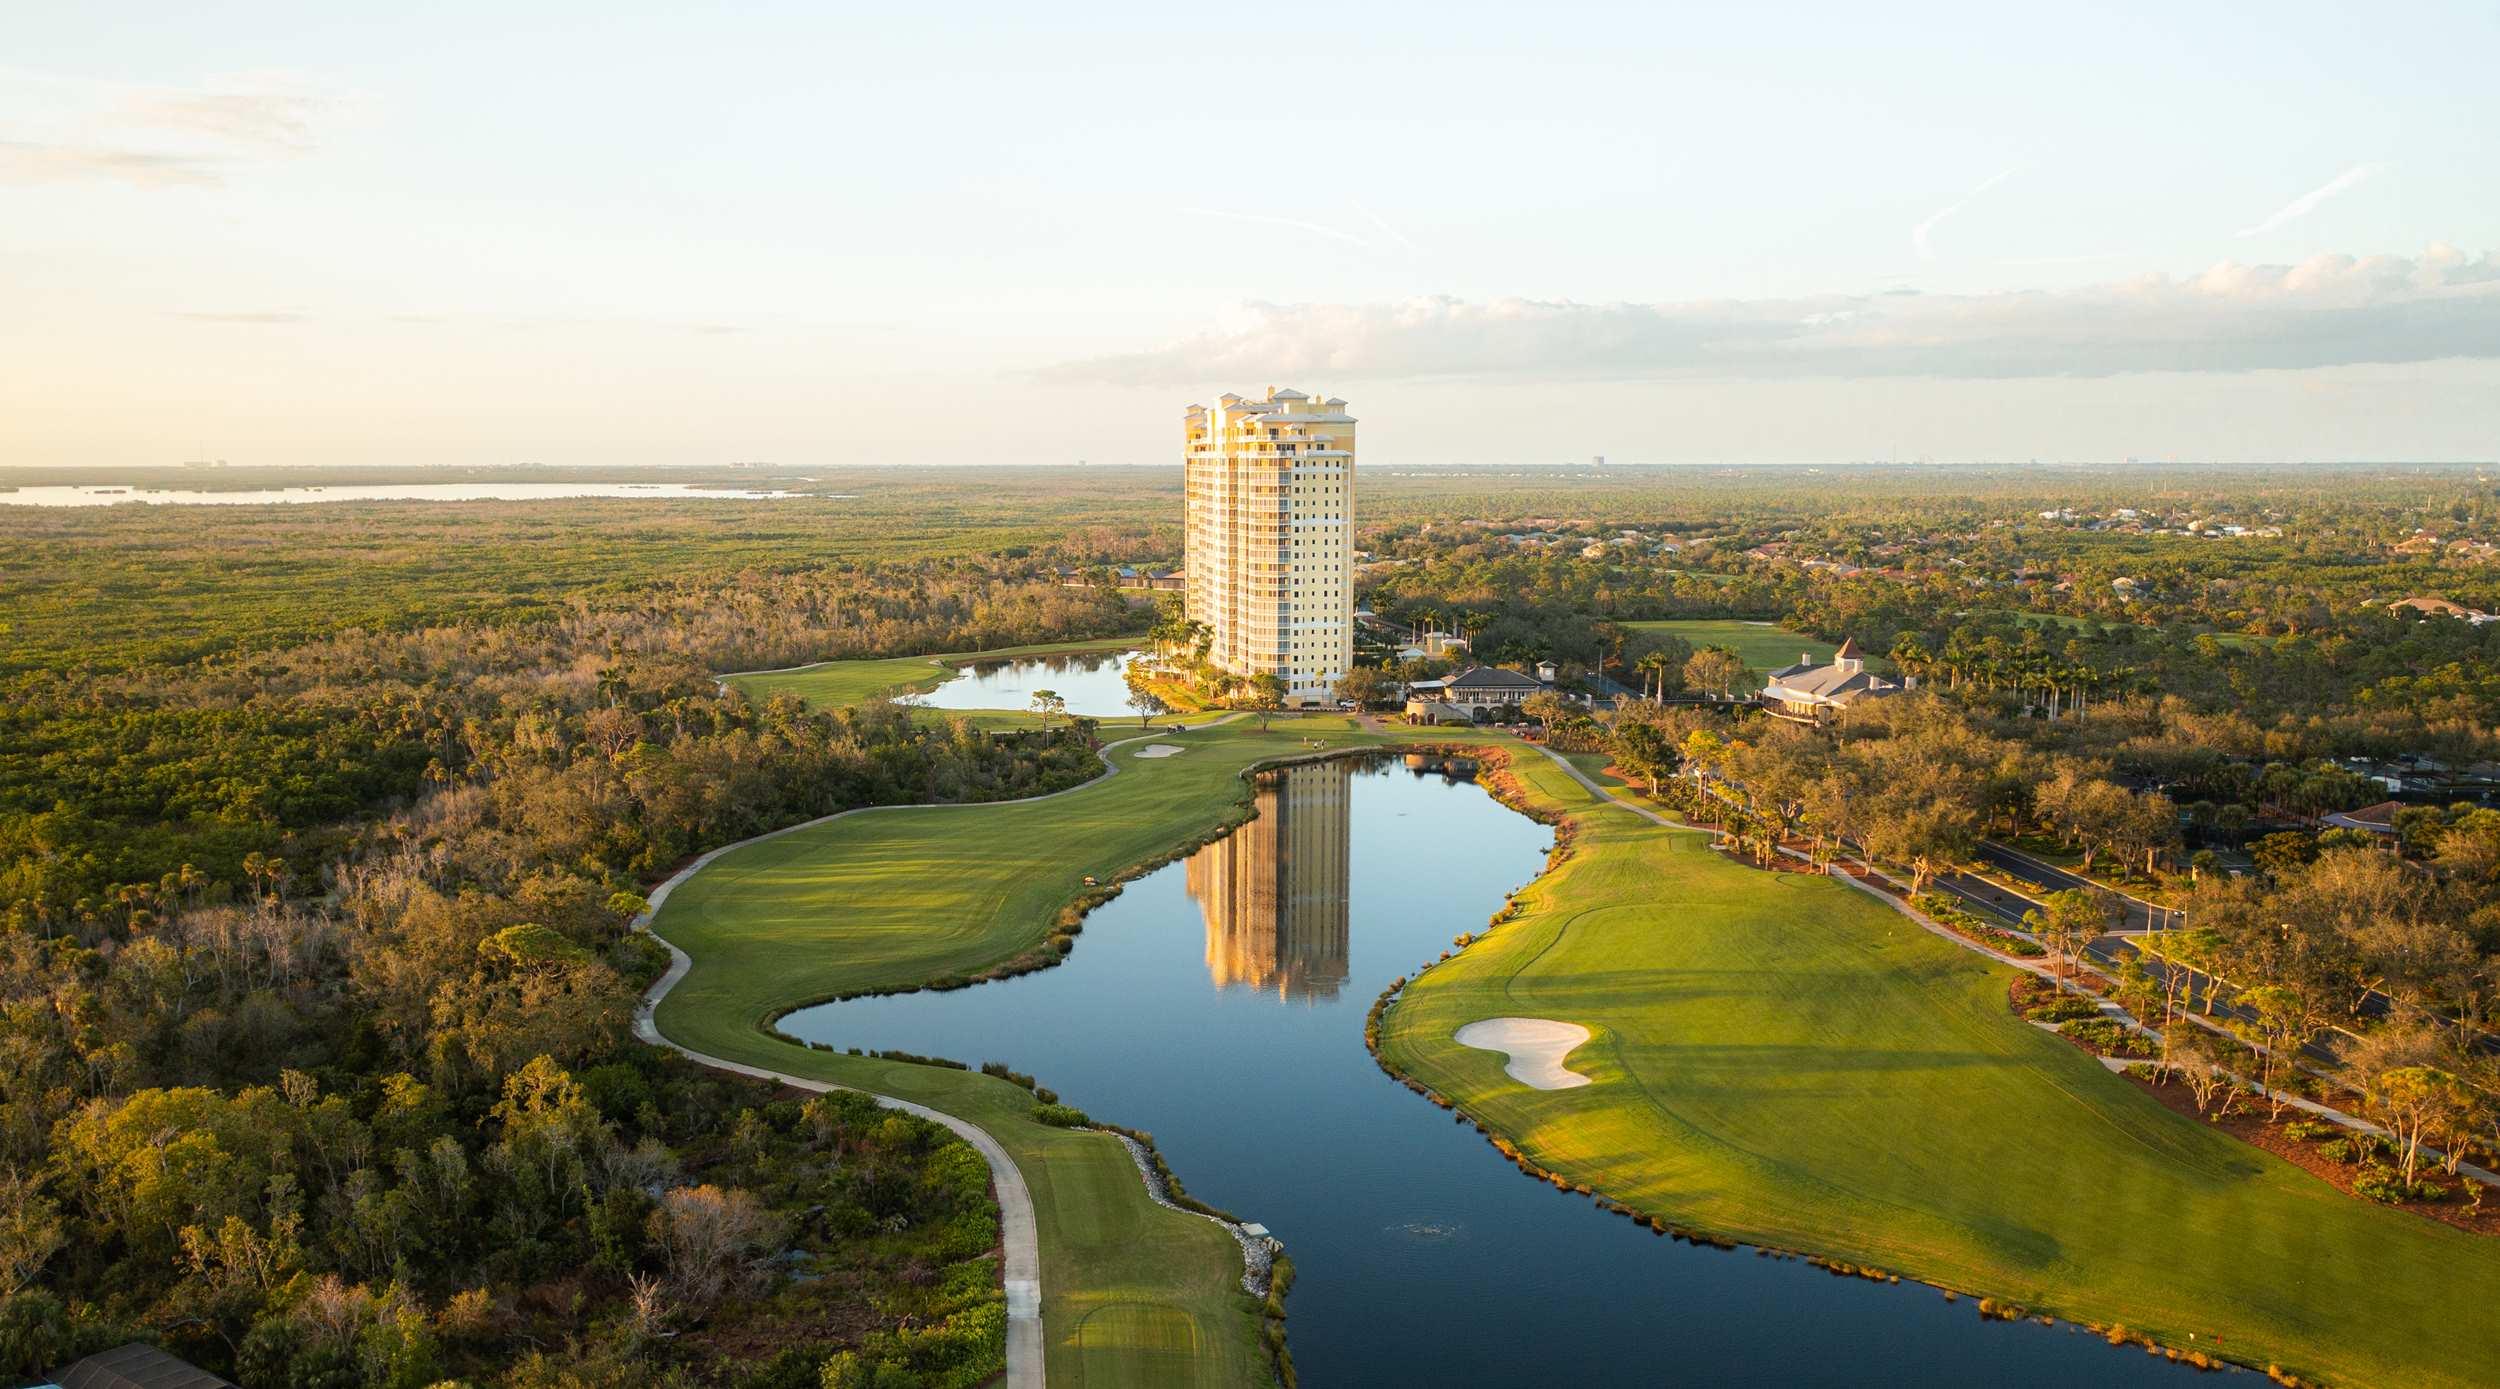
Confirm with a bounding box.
[1187,759,1354,1001]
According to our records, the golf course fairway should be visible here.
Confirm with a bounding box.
[651,714,1412,1386]
[1378,754,2500,1389]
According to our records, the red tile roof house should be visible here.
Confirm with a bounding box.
[2319,800,2405,839]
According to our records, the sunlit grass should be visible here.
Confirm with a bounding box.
[1379,760,2500,1389]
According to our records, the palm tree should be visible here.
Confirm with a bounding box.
[1634,650,1669,700]
[1888,634,1931,686]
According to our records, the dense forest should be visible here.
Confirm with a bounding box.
[0,497,1147,1385]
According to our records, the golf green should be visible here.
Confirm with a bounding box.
[1624,618,1837,671]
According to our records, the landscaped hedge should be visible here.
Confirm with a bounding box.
[2058,1017,2156,1058]
[1914,894,2046,957]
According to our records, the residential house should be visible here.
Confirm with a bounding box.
[2321,801,2404,840]
[2390,596,2498,624]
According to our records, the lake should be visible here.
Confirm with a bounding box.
[0,482,815,507]
[784,756,2200,1385]
[916,648,1147,720]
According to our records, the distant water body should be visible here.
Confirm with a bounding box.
[0,483,824,507]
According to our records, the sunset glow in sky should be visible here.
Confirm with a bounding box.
[6,1,2498,467]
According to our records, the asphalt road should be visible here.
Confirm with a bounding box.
[1973,840,2182,931]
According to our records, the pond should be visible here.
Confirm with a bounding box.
[914,648,1148,720]
[784,756,2203,1385]
[0,482,816,506]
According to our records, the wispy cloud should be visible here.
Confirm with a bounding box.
[0,140,224,187]
[2239,164,2378,238]
[1912,166,2021,261]
[1045,246,2500,385]
[1184,206,1412,253]
[111,71,328,153]
[173,309,311,324]
[1996,251,2126,267]
[1355,204,1421,256]
[0,67,336,188]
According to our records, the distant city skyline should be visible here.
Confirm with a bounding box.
[6,2,2498,467]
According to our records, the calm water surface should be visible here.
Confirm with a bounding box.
[0,482,815,506]
[786,758,2199,1386]
[917,649,1146,719]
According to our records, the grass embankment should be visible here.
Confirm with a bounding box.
[1376,754,2500,1389]
[1622,618,1835,670]
[651,714,1422,1387]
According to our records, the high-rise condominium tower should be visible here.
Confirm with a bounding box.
[1183,387,1355,706]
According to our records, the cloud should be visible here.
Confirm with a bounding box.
[172,310,311,324]
[110,71,329,153]
[1183,207,1382,249]
[1912,166,2021,261]
[2239,165,2378,237]
[1044,247,2500,385]
[1185,204,1423,255]
[0,67,334,187]
[0,140,224,187]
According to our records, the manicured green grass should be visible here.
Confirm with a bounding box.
[651,715,1453,1386]
[1379,757,2500,1389]
[721,636,1140,709]
[1557,749,1628,790]
[1623,618,1836,671]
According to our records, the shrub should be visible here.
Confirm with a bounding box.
[1029,1103,1091,1128]
[2353,1164,2448,1204]
[2281,1120,2335,1143]
[2024,994,2101,1024]
[2058,1018,2155,1058]
[2353,1164,2411,1204]
[867,1048,969,1071]
[1915,895,2046,956]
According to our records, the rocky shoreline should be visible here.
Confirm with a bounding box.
[1103,1130,1278,1295]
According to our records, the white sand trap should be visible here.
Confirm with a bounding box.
[1454,1017,1593,1090]
[1134,744,1186,759]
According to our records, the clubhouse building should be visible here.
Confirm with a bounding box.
[1760,638,1901,724]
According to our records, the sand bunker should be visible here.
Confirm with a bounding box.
[1134,744,1186,759]
[1453,1017,1593,1090]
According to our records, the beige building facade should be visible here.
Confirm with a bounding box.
[1183,387,1355,705]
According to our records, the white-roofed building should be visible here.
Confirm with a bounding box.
[1759,638,1902,724]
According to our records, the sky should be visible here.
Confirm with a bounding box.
[4,1,2498,468]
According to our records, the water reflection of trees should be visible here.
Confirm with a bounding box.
[1189,760,1353,1000]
